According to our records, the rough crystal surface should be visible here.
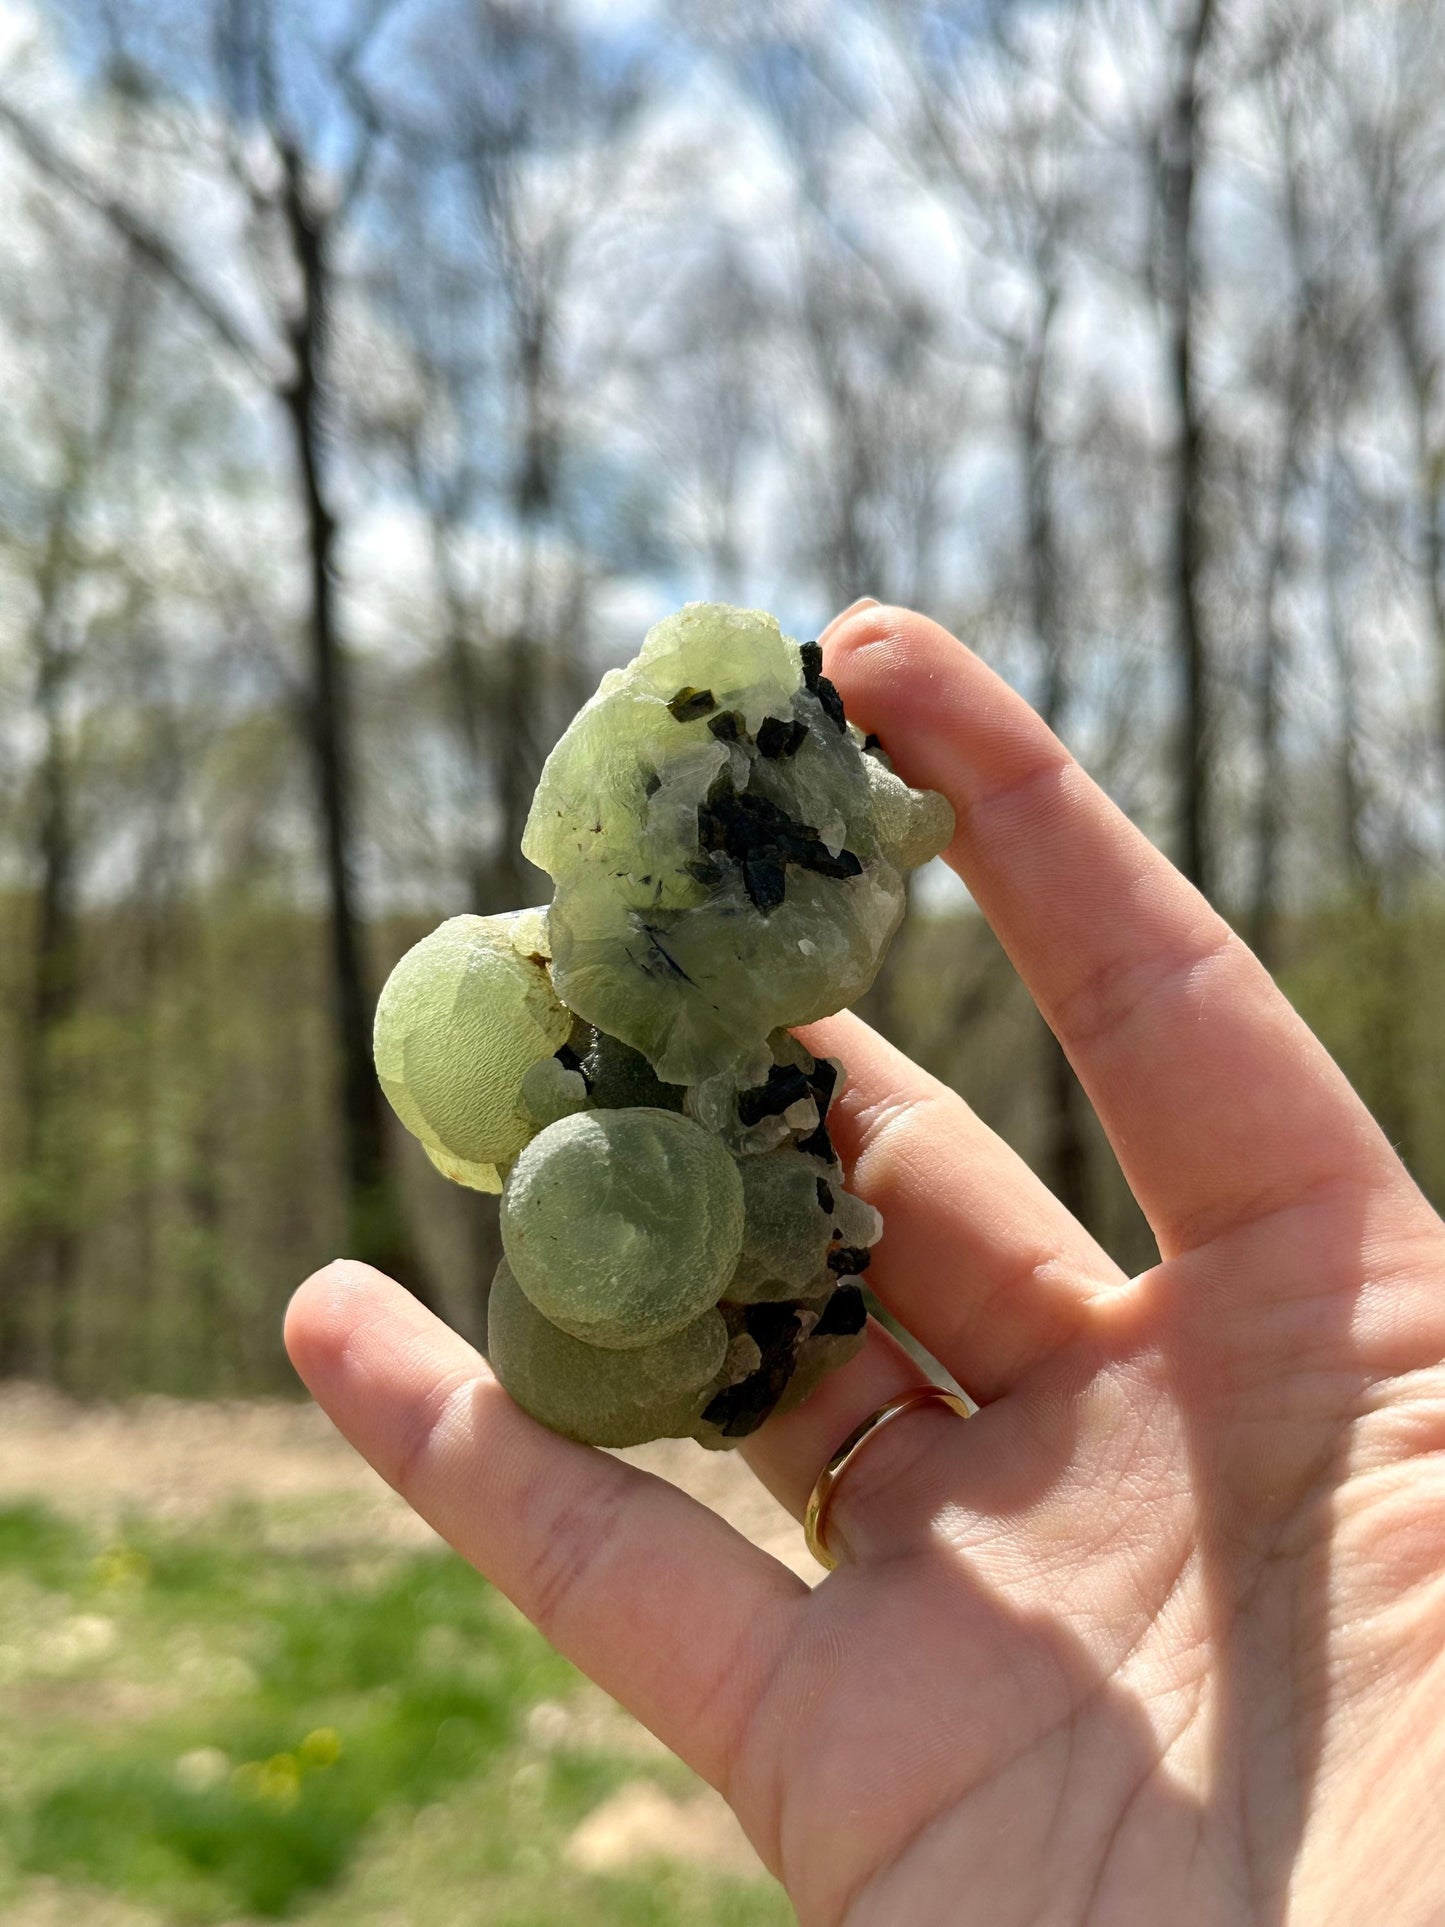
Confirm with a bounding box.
[374,602,953,1447]
[523,603,944,1086]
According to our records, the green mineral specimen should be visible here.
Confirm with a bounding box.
[373,602,953,1447]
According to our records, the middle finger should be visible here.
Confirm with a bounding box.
[798,1009,1124,1403]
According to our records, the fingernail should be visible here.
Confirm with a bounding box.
[819,597,880,643]
[310,1257,366,1294]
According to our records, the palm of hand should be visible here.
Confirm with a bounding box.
[287,607,1445,1926]
[743,1197,1445,1924]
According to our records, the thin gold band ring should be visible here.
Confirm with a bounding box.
[803,1385,973,1571]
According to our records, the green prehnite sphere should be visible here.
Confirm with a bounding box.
[487,1259,727,1447]
[500,1107,744,1348]
[373,911,570,1191]
[727,1147,839,1301]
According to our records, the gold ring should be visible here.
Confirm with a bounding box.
[803,1385,972,1571]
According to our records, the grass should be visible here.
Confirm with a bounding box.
[0,1499,792,1924]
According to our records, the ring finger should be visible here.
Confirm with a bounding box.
[740,1317,998,1574]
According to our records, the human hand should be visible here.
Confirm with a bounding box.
[286,604,1445,1926]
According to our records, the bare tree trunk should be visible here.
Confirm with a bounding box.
[1349,128,1433,1167]
[493,298,563,911]
[448,628,494,911]
[181,934,234,1383]
[1320,434,1414,1164]
[800,278,885,608]
[129,895,163,1387]
[1248,344,1308,971]
[1249,570,1285,968]
[0,75,428,1308]
[1323,447,1373,897]
[6,500,82,1383]
[1248,97,1314,970]
[427,509,494,911]
[127,670,187,1385]
[1392,310,1445,779]
[1159,0,1218,899]
[274,141,423,1294]
[5,258,148,1384]
[493,626,545,906]
[1019,288,1094,1226]
[1348,88,1444,807]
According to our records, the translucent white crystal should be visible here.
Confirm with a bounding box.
[864,757,956,869]
[832,1188,884,1250]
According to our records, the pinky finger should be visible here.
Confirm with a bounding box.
[285,1260,808,1799]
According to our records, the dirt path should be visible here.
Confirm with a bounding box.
[0,1384,820,1577]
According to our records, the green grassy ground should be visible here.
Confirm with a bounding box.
[0,1497,791,1924]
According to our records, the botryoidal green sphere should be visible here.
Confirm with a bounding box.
[500,1107,745,1349]
[373,911,570,1193]
[726,1147,842,1301]
[488,1259,727,1447]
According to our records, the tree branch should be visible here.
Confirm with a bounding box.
[0,95,285,391]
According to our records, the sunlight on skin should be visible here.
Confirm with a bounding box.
[289,605,1445,1927]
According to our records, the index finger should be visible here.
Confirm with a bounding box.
[824,605,1408,1255]
[285,1260,806,1804]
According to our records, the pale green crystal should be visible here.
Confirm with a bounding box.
[522,602,952,1085]
[374,911,570,1186]
[773,1319,868,1418]
[422,1142,503,1194]
[864,755,956,869]
[500,1107,745,1349]
[488,1259,726,1447]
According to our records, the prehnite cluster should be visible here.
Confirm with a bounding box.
[373,603,954,1449]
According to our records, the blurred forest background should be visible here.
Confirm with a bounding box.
[1,0,1443,1396]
